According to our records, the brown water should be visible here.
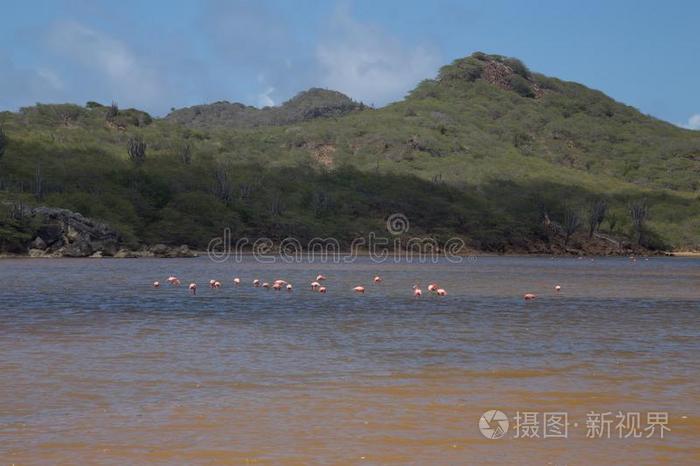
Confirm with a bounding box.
[1,256,698,465]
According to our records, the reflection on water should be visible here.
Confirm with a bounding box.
[1,256,699,464]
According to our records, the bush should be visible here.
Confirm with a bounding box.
[510,75,535,98]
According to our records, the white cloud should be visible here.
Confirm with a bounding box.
[257,87,275,107]
[47,21,163,109]
[682,114,700,130]
[316,6,440,106]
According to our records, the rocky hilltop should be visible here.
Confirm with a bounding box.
[165,88,365,128]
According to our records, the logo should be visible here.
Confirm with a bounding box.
[386,213,409,235]
[479,410,509,439]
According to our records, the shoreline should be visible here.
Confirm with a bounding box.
[2,249,695,259]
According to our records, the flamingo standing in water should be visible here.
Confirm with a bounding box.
[272,283,282,291]
[436,288,447,296]
[554,285,561,292]
[310,281,320,290]
[318,286,327,293]
[262,282,270,289]
[233,277,241,285]
[353,286,365,294]
[316,274,326,282]
[213,281,221,289]
[189,283,197,295]
[209,279,216,289]
[153,281,160,288]
[286,284,293,291]
[413,285,422,297]
[427,283,438,293]
[523,293,536,300]
[373,276,382,284]
[253,279,261,287]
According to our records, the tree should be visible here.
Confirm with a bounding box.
[178,143,192,165]
[127,136,146,165]
[0,127,6,159]
[562,209,581,246]
[34,163,44,200]
[588,199,607,238]
[213,163,232,204]
[629,200,649,245]
[106,101,119,121]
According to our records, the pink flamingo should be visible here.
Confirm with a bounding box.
[436,288,447,296]
[172,278,181,287]
[523,293,536,300]
[253,279,261,287]
[189,283,197,295]
[353,286,365,294]
[233,277,241,285]
[373,276,382,284]
[153,281,160,288]
[554,285,561,292]
[318,286,327,293]
[310,281,320,290]
[272,283,281,291]
[316,274,326,281]
[427,283,438,293]
[262,282,270,289]
[286,284,293,291]
[213,281,221,289]
[209,279,216,288]
[413,285,422,297]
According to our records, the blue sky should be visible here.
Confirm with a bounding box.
[1,0,698,128]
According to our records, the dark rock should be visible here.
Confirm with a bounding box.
[175,245,197,257]
[150,244,170,256]
[24,206,120,257]
[30,236,47,250]
[114,249,140,258]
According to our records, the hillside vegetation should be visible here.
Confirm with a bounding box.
[1,52,699,254]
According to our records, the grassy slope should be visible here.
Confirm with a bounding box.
[1,53,699,252]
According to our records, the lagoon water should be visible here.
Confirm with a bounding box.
[1,256,698,464]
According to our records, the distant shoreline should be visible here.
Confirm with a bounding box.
[2,249,695,259]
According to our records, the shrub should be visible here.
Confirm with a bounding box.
[510,75,535,98]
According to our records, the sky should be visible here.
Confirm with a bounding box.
[1,0,699,128]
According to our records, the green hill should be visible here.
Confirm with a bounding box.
[1,52,699,255]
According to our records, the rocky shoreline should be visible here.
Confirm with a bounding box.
[3,205,197,259]
[1,204,682,259]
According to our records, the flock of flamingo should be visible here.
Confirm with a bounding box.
[151,274,559,300]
